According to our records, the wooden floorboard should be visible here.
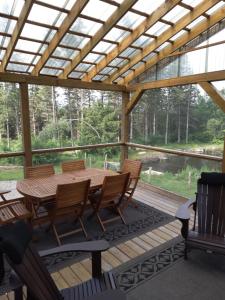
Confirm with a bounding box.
[0,185,185,298]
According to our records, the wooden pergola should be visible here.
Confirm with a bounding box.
[0,0,225,174]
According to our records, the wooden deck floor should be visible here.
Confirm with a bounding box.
[1,185,190,299]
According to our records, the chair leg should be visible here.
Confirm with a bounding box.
[121,195,138,211]
[52,224,61,246]
[78,217,88,238]
[116,207,126,225]
[96,212,106,232]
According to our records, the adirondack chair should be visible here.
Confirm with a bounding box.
[176,172,225,259]
[0,221,125,300]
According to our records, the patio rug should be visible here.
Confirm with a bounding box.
[115,237,225,300]
[39,199,173,270]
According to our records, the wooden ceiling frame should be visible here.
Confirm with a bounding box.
[0,0,34,72]
[121,4,225,85]
[200,82,225,113]
[58,0,139,79]
[106,0,220,84]
[82,0,181,82]
[31,0,88,76]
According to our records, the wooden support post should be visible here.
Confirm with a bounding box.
[20,83,32,177]
[222,136,225,173]
[121,91,129,167]
[126,89,144,114]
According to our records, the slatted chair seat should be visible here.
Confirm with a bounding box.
[0,200,31,225]
[176,172,225,259]
[0,221,126,300]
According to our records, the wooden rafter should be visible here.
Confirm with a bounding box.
[127,70,225,91]
[82,0,181,82]
[200,82,225,113]
[126,89,144,114]
[58,0,138,79]
[106,0,220,84]
[0,0,34,72]
[120,3,225,85]
[32,0,88,76]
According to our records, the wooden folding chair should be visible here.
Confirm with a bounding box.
[48,179,90,245]
[119,159,142,210]
[89,173,130,232]
[25,164,55,179]
[61,160,85,172]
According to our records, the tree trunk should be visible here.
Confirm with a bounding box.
[177,101,181,143]
[130,112,133,140]
[165,92,169,145]
[185,98,190,144]
[153,111,156,136]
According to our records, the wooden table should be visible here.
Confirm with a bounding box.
[17,168,116,203]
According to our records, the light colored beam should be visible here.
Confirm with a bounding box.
[0,72,126,91]
[106,0,220,84]
[121,91,129,165]
[127,70,225,91]
[82,0,181,82]
[200,81,225,113]
[0,0,34,72]
[126,89,144,114]
[32,0,88,76]
[121,3,225,85]
[59,0,137,79]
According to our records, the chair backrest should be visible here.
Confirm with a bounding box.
[97,173,130,208]
[121,159,142,179]
[56,179,90,210]
[61,160,85,173]
[0,221,63,300]
[195,172,225,237]
[26,164,55,179]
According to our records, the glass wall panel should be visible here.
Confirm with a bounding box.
[29,86,122,150]
[0,157,24,181]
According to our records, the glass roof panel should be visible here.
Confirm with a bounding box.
[93,74,107,81]
[133,0,165,15]
[181,0,203,7]
[104,28,130,43]
[21,23,57,41]
[84,53,105,63]
[60,34,90,48]
[121,69,133,78]
[81,0,117,22]
[0,36,10,48]
[0,50,6,60]
[7,63,29,72]
[142,52,156,62]
[186,16,205,29]
[38,0,77,10]
[92,41,116,53]
[131,61,144,70]
[11,52,35,63]
[109,57,127,67]
[40,68,60,76]
[75,63,93,72]
[0,17,16,34]
[132,35,153,48]
[206,2,225,15]
[53,47,79,59]
[69,71,84,79]
[155,41,170,51]
[163,5,189,22]
[45,58,69,68]
[209,28,225,43]
[170,30,186,41]
[117,12,145,29]
[70,18,102,36]
[0,0,24,17]
[120,47,140,58]
[16,39,42,53]
[28,4,67,26]
[101,67,115,75]
[146,21,170,36]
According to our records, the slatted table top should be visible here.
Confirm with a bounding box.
[17,168,116,202]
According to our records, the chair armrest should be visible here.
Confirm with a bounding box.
[175,198,196,220]
[39,240,109,278]
[39,240,109,257]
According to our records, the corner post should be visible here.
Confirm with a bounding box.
[121,91,129,167]
[20,82,32,177]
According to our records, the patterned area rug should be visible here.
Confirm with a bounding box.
[40,200,174,270]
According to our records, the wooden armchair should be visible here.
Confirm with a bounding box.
[48,180,90,245]
[89,173,130,232]
[61,160,86,172]
[119,159,142,210]
[176,172,225,259]
[0,221,125,300]
[25,164,55,179]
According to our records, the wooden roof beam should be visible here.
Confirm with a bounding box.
[126,89,144,114]
[32,0,88,76]
[200,81,225,113]
[59,0,138,79]
[106,0,220,84]
[82,0,181,82]
[0,0,34,72]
